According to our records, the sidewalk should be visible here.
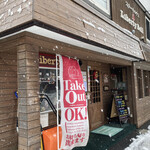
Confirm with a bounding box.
[73,122,136,150]
[73,120,150,150]
[109,120,150,150]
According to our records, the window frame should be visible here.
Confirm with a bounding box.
[145,17,150,42]
[143,70,149,97]
[90,69,101,103]
[136,69,143,99]
[83,0,111,17]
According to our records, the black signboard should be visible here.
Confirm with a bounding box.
[114,94,128,123]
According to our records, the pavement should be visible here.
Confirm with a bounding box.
[73,120,150,150]
[73,122,135,150]
[109,120,150,150]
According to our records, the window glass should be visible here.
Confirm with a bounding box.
[39,68,60,112]
[143,70,149,96]
[88,0,110,15]
[146,18,150,41]
[90,70,100,103]
[137,69,143,99]
[97,0,107,9]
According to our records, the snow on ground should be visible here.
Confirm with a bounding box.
[125,126,150,150]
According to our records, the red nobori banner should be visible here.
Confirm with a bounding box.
[59,55,89,149]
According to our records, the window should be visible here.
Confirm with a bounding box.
[143,70,149,96]
[39,68,60,112]
[85,0,110,15]
[90,70,101,103]
[146,17,150,41]
[137,69,143,99]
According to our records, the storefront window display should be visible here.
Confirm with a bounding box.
[39,53,60,112]
[39,68,60,112]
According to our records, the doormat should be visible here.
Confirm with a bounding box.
[91,125,123,137]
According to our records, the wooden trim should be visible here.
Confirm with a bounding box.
[17,43,41,149]
[0,19,143,60]
[0,21,35,38]
[24,32,133,66]
[134,61,150,71]
[132,61,150,127]
[132,63,138,126]
[126,67,134,123]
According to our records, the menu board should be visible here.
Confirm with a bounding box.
[114,94,128,123]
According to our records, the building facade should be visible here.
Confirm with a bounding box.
[111,0,150,128]
[0,0,150,149]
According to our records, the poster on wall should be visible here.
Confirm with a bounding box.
[59,55,89,149]
[103,73,109,83]
[82,71,87,92]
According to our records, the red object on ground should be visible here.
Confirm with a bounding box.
[42,126,62,150]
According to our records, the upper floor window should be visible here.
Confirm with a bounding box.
[87,0,110,15]
[146,17,150,41]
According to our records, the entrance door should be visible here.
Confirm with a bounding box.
[88,68,103,130]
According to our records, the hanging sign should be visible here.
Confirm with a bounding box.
[39,53,56,68]
[59,55,89,149]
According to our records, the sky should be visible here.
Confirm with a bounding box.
[139,0,150,13]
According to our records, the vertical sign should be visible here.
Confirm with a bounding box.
[59,55,89,149]
[114,94,128,123]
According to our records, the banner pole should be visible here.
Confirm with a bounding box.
[56,54,60,150]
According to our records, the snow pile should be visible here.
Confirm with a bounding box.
[0,14,4,19]
[83,19,96,28]
[97,27,105,33]
[123,28,133,35]
[17,5,22,14]
[4,0,8,6]
[125,126,150,150]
